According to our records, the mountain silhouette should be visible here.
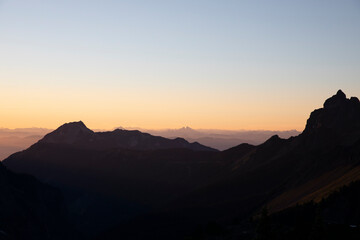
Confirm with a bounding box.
[3,122,219,236]
[302,90,360,145]
[39,121,216,151]
[3,90,360,239]
[121,126,300,150]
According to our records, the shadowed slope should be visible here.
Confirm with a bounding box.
[0,162,76,240]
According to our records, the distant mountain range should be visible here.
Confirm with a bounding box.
[0,126,299,161]
[0,128,51,160]
[2,90,360,239]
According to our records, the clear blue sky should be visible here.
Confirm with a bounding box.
[0,0,359,130]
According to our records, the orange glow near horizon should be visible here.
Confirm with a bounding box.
[2,84,359,132]
[1,76,358,132]
[0,83,328,132]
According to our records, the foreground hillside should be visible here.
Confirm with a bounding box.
[0,162,76,240]
[268,180,360,240]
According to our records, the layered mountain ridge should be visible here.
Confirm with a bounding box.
[3,90,360,239]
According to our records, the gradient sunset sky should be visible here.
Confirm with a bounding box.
[0,0,359,131]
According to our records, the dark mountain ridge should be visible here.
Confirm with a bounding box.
[167,90,360,218]
[39,121,216,152]
[302,90,360,144]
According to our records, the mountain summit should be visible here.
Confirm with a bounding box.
[323,89,347,108]
[304,90,360,140]
[41,121,94,145]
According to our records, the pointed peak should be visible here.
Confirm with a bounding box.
[263,135,282,145]
[336,89,346,98]
[39,121,94,145]
[268,134,280,141]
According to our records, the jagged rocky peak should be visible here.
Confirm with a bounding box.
[323,89,347,108]
[304,90,360,135]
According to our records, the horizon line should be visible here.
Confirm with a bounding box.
[0,124,302,133]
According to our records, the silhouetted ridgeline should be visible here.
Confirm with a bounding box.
[2,90,360,239]
[0,126,299,161]
[121,126,300,150]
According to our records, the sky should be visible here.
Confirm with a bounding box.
[0,0,359,131]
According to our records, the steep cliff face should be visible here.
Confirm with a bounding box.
[303,90,360,145]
